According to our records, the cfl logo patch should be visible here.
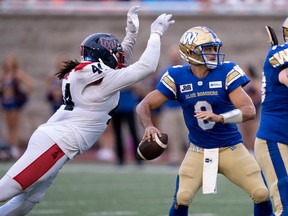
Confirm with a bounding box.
[180,84,193,93]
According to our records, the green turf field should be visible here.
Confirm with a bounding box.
[0,162,254,216]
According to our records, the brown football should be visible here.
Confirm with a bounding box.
[137,133,168,160]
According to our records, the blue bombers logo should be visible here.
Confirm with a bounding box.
[99,37,118,50]
[181,32,198,45]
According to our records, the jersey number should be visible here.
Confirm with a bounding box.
[261,72,266,102]
[64,83,75,111]
[92,64,103,74]
[195,101,215,130]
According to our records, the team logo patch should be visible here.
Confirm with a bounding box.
[209,81,222,88]
[99,37,118,50]
[180,84,193,93]
[181,32,198,45]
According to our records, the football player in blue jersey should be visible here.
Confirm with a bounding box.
[254,17,288,216]
[136,26,273,216]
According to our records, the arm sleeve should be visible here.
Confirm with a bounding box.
[121,30,137,65]
[99,33,161,98]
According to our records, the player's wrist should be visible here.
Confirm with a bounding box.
[220,109,243,124]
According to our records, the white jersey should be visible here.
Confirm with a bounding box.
[37,33,161,159]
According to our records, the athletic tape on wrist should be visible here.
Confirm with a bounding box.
[220,109,243,124]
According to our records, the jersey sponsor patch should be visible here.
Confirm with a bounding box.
[209,81,222,89]
[180,84,193,93]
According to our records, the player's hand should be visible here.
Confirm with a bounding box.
[142,126,162,142]
[194,111,224,123]
[151,13,175,36]
[126,6,140,34]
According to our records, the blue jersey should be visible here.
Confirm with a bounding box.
[257,44,288,144]
[157,62,249,148]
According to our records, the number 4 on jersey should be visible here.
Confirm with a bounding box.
[92,63,103,74]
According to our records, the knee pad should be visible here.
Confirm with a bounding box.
[252,187,269,203]
[176,190,193,206]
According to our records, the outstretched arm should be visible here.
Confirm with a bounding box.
[99,13,174,98]
[122,6,141,65]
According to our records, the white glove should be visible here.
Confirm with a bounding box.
[151,13,175,36]
[126,6,141,34]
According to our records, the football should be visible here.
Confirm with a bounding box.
[137,133,168,160]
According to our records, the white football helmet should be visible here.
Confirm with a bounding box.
[282,17,288,43]
[179,26,225,69]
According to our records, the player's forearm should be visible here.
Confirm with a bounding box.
[122,32,137,65]
[220,105,255,124]
[136,33,161,74]
[238,104,256,122]
[136,101,154,129]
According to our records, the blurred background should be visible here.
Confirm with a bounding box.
[0,0,287,164]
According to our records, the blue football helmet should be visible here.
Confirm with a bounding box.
[179,26,225,69]
[80,33,125,69]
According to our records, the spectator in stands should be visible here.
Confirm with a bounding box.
[112,85,142,165]
[45,57,65,113]
[0,54,34,159]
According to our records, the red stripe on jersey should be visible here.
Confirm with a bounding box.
[74,62,91,71]
[13,144,65,190]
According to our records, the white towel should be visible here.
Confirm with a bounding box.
[202,148,219,194]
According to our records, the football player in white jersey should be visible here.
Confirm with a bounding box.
[136,26,272,216]
[0,6,174,215]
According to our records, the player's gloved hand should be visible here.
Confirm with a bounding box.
[126,6,141,34]
[151,13,175,36]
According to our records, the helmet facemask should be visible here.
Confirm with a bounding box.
[111,45,125,69]
[195,43,225,69]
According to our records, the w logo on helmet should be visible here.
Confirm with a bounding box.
[99,37,117,51]
[181,32,198,45]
